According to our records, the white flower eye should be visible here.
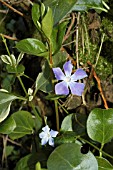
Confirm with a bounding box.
[65,76,71,82]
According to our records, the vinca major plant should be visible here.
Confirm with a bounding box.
[0,0,113,170]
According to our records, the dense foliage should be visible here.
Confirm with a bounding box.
[0,0,113,169]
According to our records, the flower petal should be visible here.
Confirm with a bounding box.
[55,81,69,95]
[50,130,58,137]
[42,125,50,132]
[63,60,73,76]
[48,137,54,146]
[71,68,87,81]
[69,82,85,96]
[41,137,48,145]
[53,68,65,80]
[39,131,46,139]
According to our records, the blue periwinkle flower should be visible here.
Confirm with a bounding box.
[39,125,58,147]
[53,60,87,96]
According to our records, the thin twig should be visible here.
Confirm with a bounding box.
[63,12,75,43]
[82,15,91,56]
[10,0,23,5]
[0,134,22,147]
[2,135,8,167]
[0,9,8,25]
[88,61,108,109]
[0,33,18,41]
[76,12,80,69]
[94,33,105,68]
[0,9,8,13]
[0,0,24,17]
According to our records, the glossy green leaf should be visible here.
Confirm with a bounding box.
[42,7,53,39]
[61,114,73,131]
[87,108,113,144]
[0,90,18,104]
[44,0,77,25]
[0,116,16,134]
[16,38,48,57]
[44,0,105,25]
[51,21,68,54]
[96,157,113,170]
[32,3,40,29]
[55,131,77,145]
[72,111,87,135]
[72,0,104,12]
[47,143,98,170]
[0,90,19,122]
[35,60,52,93]
[9,111,34,140]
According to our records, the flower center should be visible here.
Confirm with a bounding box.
[65,76,71,82]
[47,132,51,138]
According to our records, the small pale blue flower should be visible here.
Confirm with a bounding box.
[53,60,87,96]
[39,125,58,147]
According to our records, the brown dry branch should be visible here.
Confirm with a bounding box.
[63,12,75,43]
[0,0,24,17]
[87,61,108,109]
[0,33,18,40]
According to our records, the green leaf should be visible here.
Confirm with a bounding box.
[42,7,53,39]
[47,143,98,170]
[55,132,77,145]
[35,162,41,170]
[51,21,68,54]
[16,38,48,57]
[0,116,16,134]
[44,0,77,25]
[9,111,34,140]
[2,74,15,92]
[14,154,32,170]
[72,0,104,11]
[32,3,40,29]
[1,55,12,65]
[61,114,73,131]
[6,146,14,157]
[35,60,52,93]
[96,157,113,170]
[44,0,106,25]
[45,94,65,100]
[87,108,113,144]
[6,64,25,74]
[52,50,67,68]
[0,90,18,122]
[17,52,24,65]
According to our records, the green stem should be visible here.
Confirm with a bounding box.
[17,76,28,97]
[57,101,69,114]
[82,15,90,56]
[99,143,104,157]
[1,34,29,99]
[1,34,11,56]
[30,101,38,117]
[1,34,15,67]
[54,100,60,132]
[79,137,113,159]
